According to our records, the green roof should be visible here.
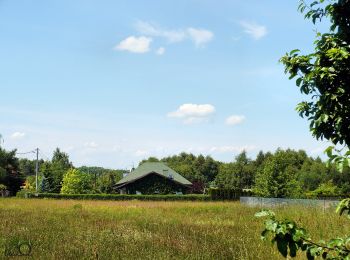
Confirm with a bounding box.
[116,162,192,186]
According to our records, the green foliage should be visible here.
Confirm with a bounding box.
[256,209,350,259]
[18,159,36,176]
[23,192,210,201]
[61,169,93,195]
[215,151,256,190]
[0,147,23,195]
[78,166,123,193]
[40,176,51,193]
[254,149,305,198]
[281,0,350,148]
[258,0,350,259]
[50,148,73,192]
[306,181,340,198]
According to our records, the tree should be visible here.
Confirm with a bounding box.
[254,149,303,198]
[139,157,160,165]
[78,166,124,193]
[40,176,51,193]
[258,1,350,258]
[48,148,73,192]
[19,158,44,176]
[0,147,23,194]
[215,151,256,190]
[61,169,93,194]
[281,0,350,167]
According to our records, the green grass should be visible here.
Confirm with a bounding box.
[0,198,349,259]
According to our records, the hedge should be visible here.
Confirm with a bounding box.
[18,189,253,201]
[208,188,253,200]
[19,192,211,201]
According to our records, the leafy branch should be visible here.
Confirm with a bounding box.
[255,208,350,259]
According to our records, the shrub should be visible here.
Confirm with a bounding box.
[61,169,93,194]
[22,193,210,201]
[305,181,341,199]
[208,188,252,200]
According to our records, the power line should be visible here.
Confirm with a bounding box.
[16,150,36,155]
[38,150,50,161]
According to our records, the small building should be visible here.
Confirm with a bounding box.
[115,162,192,194]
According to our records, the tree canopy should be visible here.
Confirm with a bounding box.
[281,0,350,158]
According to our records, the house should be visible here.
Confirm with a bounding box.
[115,162,192,194]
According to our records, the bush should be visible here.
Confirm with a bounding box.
[208,188,252,200]
[305,181,341,199]
[22,193,210,201]
[61,169,93,194]
[16,189,32,198]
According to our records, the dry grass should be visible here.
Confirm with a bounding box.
[0,198,349,259]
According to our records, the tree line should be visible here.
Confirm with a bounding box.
[1,144,349,197]
[0,147,125,195]
[140,149,350,197]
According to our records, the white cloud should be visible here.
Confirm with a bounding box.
[239,21,267,40]
[156,47,165,55]
[115,36,152,53]
[84,141,99,149]
[11,132,26,139]
[135,21,186,43]
[168,103,215,124]
[135,21,214,47]
[187,28,214,47]
[225,115,245,126]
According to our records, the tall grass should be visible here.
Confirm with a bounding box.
[0,198,349,259]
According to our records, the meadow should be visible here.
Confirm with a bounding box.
[0,199,349,260]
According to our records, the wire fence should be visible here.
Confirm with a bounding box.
[240,196,340,211]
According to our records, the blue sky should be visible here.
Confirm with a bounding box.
[0,0,331,168]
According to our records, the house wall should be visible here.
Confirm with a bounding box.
[123,173,190,195]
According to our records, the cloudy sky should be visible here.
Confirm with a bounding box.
[0,0,330,169]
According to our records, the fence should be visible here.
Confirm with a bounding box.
[240,196,340,210]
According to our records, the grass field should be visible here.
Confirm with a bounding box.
[1,199,349,259]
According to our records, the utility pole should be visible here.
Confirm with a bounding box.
[35,148,39,193]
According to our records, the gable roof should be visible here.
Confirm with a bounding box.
[116,162,192,187]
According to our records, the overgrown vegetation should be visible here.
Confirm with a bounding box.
[17,193,210,201]
[1,198,349,259]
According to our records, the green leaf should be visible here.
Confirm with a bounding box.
[324,146,334,158]
[277,238,288,258]
[296,78,303,86]
[265,219,278,232]
[290,49,300,55]
[255,209,275,218]
[289,240,298,257]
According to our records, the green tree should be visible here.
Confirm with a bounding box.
[254,149,303,198]
[258,1,350,258]
[49,148,73,192]
[0,147,23,195]
[215,151,256,190]
[78,166,123,193]
[297,157,333,191]
[281,0,350,167]
[139,157,160,164]
[19,158,44,176]
[61,169,92,194]
[40,176,51,193]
